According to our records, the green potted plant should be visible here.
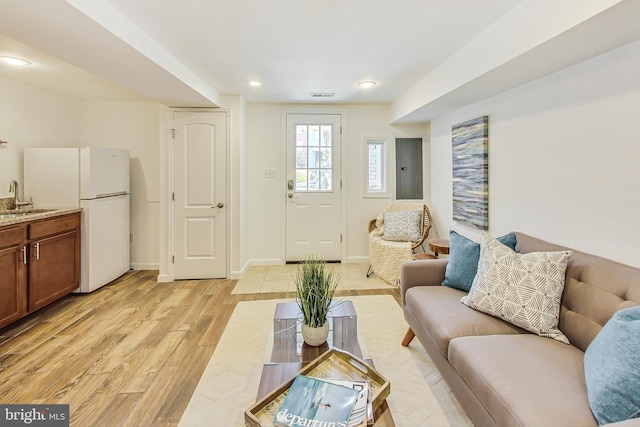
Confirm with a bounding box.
[293,255,340,346]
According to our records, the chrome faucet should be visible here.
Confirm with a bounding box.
[8,180,33,209]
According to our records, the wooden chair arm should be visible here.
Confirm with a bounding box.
[411,205,433,250]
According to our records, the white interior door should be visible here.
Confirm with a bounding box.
[173,110,227,279]
[286,113,342,262]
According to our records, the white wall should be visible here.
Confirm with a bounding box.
[430,39,640,268]
[80,100,164,270]
[0,77,81,198]
[0,77,162,270]
[246,103,426,265]
[219,95,249,278]
[391,0,631,123]
[12,34,638,277]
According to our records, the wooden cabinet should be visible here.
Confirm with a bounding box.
[28,214,80,312]
[0,212,80,329]
[0,226,27,328]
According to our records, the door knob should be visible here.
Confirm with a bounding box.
[288,193,293,198]
[214,202,224,208]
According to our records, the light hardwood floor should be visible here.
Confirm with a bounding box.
[0,269,400,426]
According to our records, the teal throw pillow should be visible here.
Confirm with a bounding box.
[441,230,517,292]
[585,306,640,425]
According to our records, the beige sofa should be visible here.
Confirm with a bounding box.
[400,232,640,427]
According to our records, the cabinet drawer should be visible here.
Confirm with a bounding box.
[0,225,26,249]
[29,213,80,240]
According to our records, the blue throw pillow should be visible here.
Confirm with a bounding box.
[585,306,640,425]
[441,230,517,292]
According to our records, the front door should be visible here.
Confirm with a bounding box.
[285,113,342,262]
[172,110,227,279]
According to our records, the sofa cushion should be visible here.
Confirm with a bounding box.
[585,306,640,425]
[382,210,422,242]
[461,233,572,343]
[442,230,517,292]
[513,232,640,352]
[404,285,525,358]
[449,334,597,427]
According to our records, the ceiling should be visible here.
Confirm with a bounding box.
[0,0,522,107]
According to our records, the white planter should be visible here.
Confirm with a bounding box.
[301,323,329,346]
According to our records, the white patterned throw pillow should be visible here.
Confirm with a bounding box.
[382,210,422,242]
[461,233,572,343]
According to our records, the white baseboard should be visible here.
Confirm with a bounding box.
[130,262,159,271]
[229,258,284,280]
[157,257,370,282]
[248,258,285,266]
[230,259,252,280]
[156,273,172,283]
[343,256,370,264]
[244,257,369,267]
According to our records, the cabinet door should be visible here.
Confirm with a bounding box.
[28,230,80,312]
[0,245,26,328]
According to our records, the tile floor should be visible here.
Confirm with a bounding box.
[232,263,395,294]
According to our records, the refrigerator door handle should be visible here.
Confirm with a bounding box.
[94,191,128,199]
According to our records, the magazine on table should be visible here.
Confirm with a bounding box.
[273,375,360,427]
[311,377,372,427]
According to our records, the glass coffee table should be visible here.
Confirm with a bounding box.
[255,300,395,426]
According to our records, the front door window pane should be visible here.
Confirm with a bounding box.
[295,169,307,190]
[308,125,320,146]
[308,169,319,190]
[296,125,307,146]
[320,170,332,191]
[320,148,332,168]
[309,147,320,168]
[296,147,307,168]
[321,126,332,146]
[294,123,333,192]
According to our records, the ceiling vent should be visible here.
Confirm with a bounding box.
[310,92,335,98]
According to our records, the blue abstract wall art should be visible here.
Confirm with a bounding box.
[452,116,488,230]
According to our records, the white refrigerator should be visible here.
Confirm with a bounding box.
[24,147,130,293]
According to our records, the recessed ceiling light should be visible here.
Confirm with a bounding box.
[358,81,376,89]
[248,81,262,87]
[0,56,31,66]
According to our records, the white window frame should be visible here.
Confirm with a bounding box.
[363,136,390,198]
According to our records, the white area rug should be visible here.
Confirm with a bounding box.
[179,296,472,427]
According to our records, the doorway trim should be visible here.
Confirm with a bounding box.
[161,107,231,282]
[280,109,346,264]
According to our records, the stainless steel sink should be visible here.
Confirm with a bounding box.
[0,214,20,219]
[0,208,56,219]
